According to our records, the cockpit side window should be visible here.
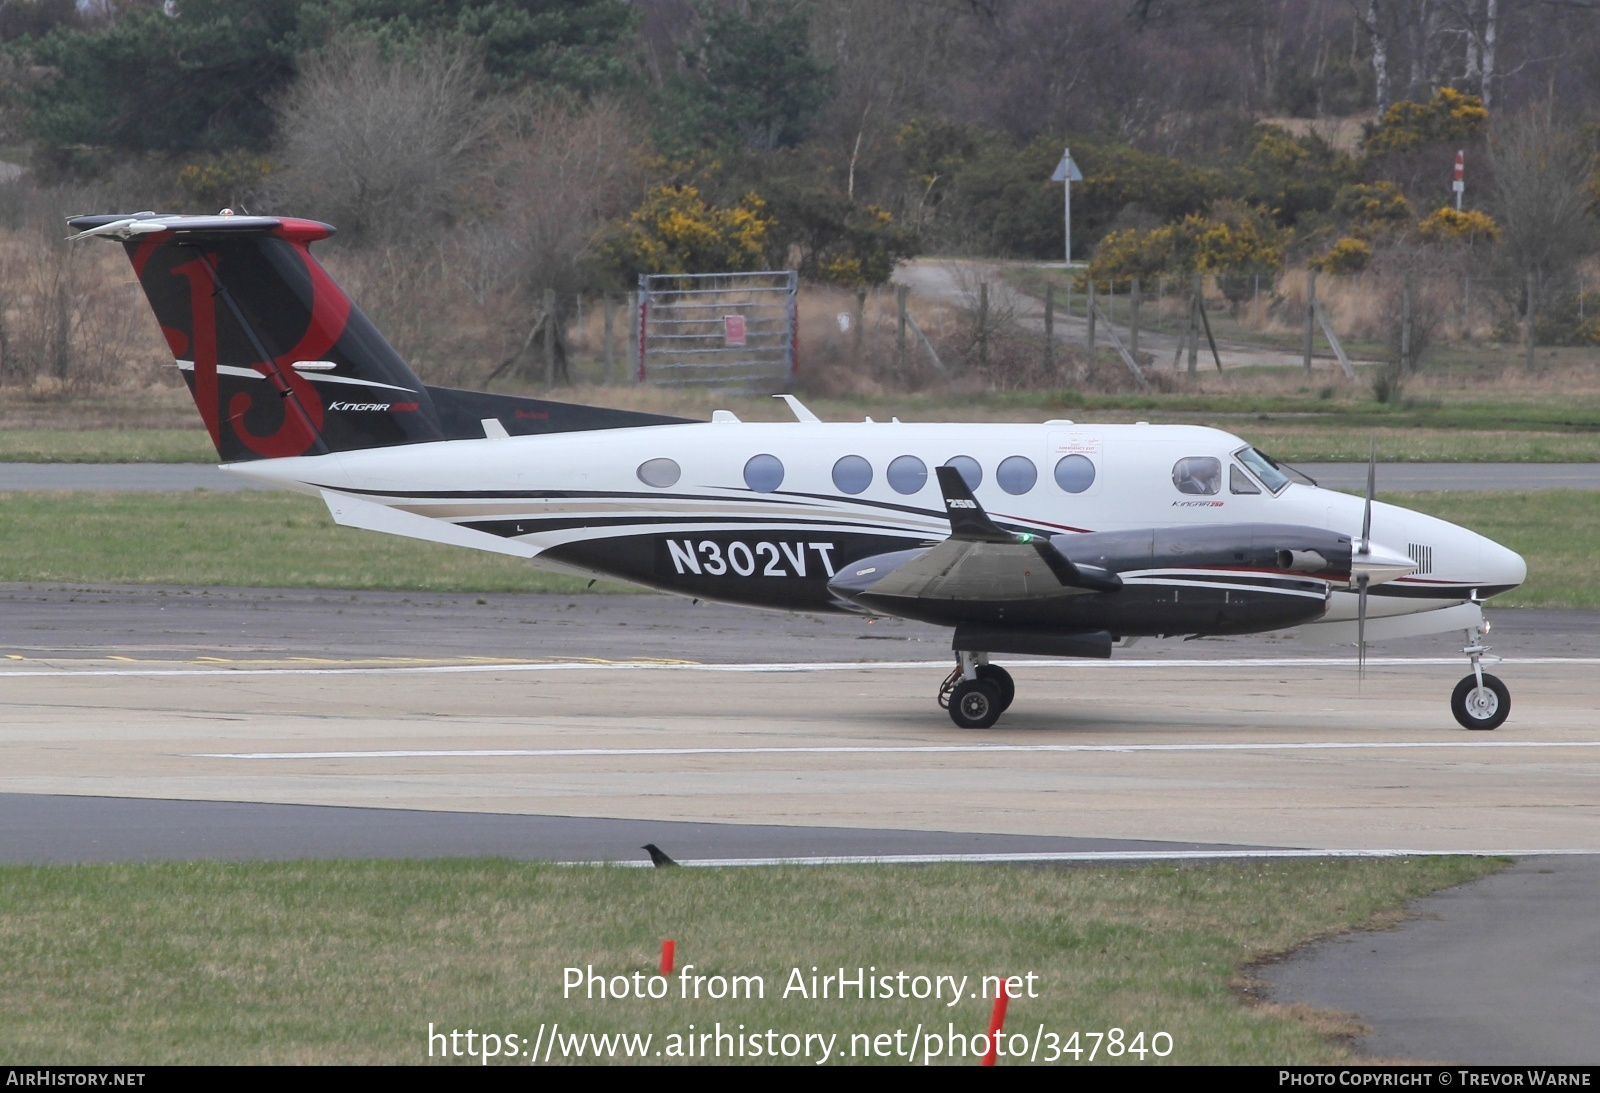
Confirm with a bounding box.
[1229,464,1262,494]
[1234,446,1292,493]
[1172,456,1221,496]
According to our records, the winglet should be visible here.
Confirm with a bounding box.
[935,465,1015,543]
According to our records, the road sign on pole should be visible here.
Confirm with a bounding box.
[1453,149,1465,211]
[1051,148,1083,265]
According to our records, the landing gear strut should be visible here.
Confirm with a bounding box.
[1451,617,1509,730]
[939,651,1014,729]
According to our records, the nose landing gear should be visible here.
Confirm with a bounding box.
[939,650,1014,729]
[1452,617,1509,730]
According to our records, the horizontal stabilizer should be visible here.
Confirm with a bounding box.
[321,490,538,559]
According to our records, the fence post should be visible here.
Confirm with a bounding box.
[1525,270,1537,371]
[1303,269,1317,374]
[896,284,908,370]
[977,281,989,368]
[1043,282,1055,374]
[603,294,616,384]
[633,283,646,384]
[1187,273,1201,376]
[1400,275,1413,374]
[542,287,557,386]
[1129,276,1142,359]
[853,286,867,364]
[1086,281,1097,356]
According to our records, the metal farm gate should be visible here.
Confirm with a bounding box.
[636,270,798,390]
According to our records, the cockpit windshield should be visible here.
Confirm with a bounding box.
[1234,446,1294,494]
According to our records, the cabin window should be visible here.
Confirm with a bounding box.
[1229,464,1262,495]
[943,455,982,490]
[1053,454,1096,494]
[1173,456,1222,495]
[637,457,681,488]
[832,455,872,495]
[887,454,928,494]
[743,453,785,493]
[997,455,1038,495]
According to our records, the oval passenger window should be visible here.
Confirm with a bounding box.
[943,455,982,490]
[637,457,681,488]
[1172,456,1222,496]
[1053,454,1095,494]
[887,455,928,495]
[743,453,785,493]
[832,455,873,495]
[997,455,1037,495]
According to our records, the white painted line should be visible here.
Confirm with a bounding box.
[5,655,1598,680]
[564,848,1600,868]
[196,739,1600,760]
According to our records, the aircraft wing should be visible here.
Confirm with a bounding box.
[829,467,1122,604]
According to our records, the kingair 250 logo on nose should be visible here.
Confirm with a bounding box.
[660,538,837,578]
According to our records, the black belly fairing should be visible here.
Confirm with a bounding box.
[541,529,930,611]
[540,526,1332,634]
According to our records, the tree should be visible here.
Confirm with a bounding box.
[307,0,638,91]
[602,184,773,276]
[271,36,499,238]
[23,0,304,156]
[661,0,832,154]
[1488,107,1598,325]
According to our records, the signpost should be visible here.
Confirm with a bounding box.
[1050,148,1084,265]
[1453,150,1465,211]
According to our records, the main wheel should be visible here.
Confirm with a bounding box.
[1451,672,1509,730]
[976,665,1015,713]
[949,679,1003,729]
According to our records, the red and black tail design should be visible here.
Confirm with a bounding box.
[69,213,689,461]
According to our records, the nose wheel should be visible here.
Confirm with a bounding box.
[1452,672,1509,730]
[1453,617,1509,730]
[939,652,1014,728]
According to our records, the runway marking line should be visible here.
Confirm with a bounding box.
[563,848,1600,868]
[4,655,1598,679]
[196,740,1600,760]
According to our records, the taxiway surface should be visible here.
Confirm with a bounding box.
[3,586,1596,856]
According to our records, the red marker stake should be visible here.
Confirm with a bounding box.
[981,984,1011,1066]
[660,939,676,976]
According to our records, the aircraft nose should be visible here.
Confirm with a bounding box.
[1484,538,1527,592]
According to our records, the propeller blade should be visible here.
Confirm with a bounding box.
[1357,572,1369,684]
[1360,436,1375,556]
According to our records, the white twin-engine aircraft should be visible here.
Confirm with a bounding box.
[72,212,1527,730]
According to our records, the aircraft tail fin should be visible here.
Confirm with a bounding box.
[68,212,691,460]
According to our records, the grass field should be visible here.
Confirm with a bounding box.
[0,490,618,593]
[5,378,1600,463]
[1383,490,1600,608]
[0,857,1499,1065]
[0,488,1588,607]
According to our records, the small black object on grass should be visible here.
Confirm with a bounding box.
[642,843,678,868]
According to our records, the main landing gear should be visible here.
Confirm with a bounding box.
[939,651,1014,729]
[1452,619,1509,730]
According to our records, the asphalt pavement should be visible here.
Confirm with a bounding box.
[1266,855,1600,1065]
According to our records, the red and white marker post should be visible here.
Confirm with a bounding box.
[1454,150,1465,211]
